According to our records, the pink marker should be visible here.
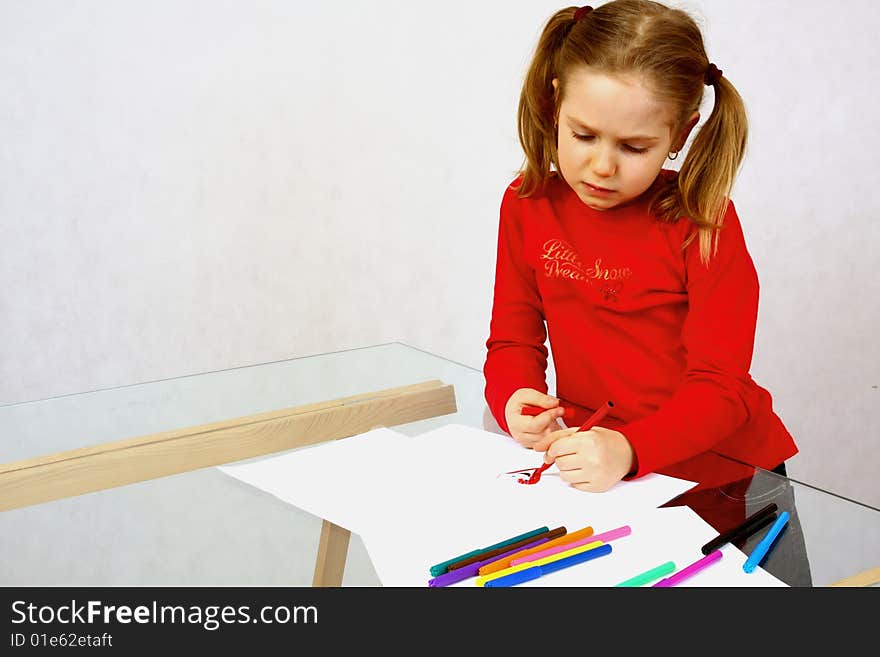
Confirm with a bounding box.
[652,549,723,587]
[509,525,632,566]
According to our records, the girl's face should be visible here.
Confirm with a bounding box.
[554,67,694,211]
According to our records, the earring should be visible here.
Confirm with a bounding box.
[668,151,679,161]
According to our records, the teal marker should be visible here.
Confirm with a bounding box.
[429,526,549,576]
[615,560,676,587]
[743,511,790,573]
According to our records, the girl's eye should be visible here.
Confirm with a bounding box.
[571,132,648,155]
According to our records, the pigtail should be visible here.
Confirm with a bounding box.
[675,75,748,264]
[516,7,582,197]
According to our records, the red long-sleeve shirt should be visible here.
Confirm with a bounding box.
[483,171,797,487]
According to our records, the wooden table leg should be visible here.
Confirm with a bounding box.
[313,519,351,586]
[827,566,880,587]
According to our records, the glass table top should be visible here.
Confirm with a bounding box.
[1,342,877,587]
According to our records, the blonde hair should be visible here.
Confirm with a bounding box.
[517,0,748,264]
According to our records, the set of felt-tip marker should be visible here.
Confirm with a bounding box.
[427,523,626,587]
[427,503,789,587]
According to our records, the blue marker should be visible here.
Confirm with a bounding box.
[483,543,613,587]
[743,511,790,573]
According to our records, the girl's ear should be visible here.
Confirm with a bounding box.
[674,111,701,151]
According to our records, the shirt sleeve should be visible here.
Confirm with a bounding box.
[618,200,764,477]
[483,183,549,434]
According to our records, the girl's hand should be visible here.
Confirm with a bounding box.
[533,426,635,492]
[504,388,566,449]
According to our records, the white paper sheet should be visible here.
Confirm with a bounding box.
[218,423,694,535]
[219,427,408,536]
[218,423,786,587]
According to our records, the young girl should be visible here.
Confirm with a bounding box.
[483,1,799,497]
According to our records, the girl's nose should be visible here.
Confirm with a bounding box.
[591,146,616,177]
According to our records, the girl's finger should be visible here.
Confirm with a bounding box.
[534,428,577,452]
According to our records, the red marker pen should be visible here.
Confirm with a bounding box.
[575,400,615,432]
[521,404,575,419]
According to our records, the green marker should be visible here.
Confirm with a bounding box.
[429,526,549,577]
[615,560,676,587]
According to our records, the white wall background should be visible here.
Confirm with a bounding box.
[1,1,877,507]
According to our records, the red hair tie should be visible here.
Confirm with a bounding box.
[705,62,723,86]
[573,5,593,21]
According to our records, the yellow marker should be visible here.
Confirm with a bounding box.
[476,540,605,586]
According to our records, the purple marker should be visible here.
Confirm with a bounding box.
[428,536,551,587]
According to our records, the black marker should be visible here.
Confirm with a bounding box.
[700,502,778,555]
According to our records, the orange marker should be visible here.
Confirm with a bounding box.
[478,525,595,576]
